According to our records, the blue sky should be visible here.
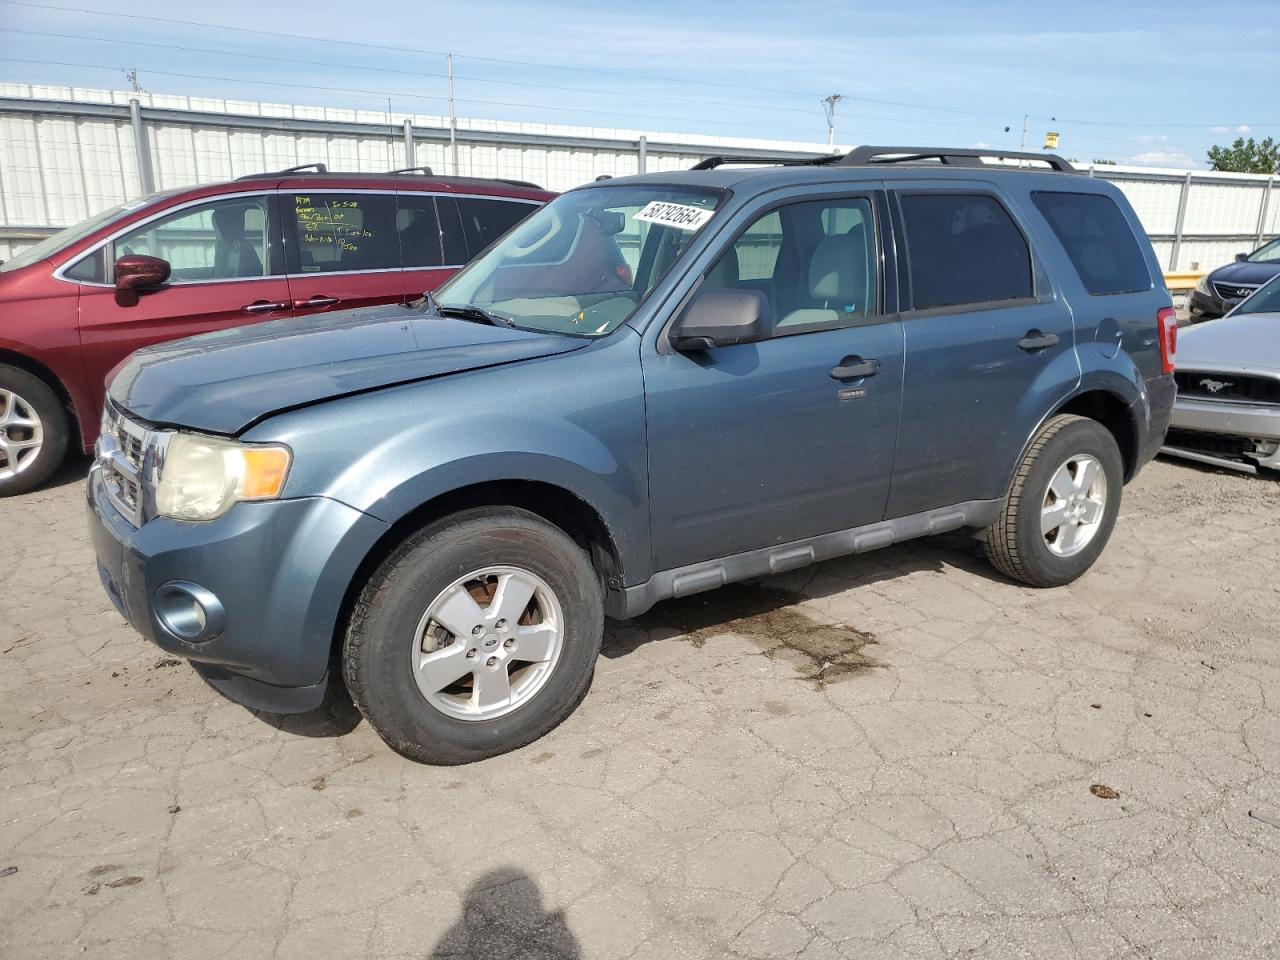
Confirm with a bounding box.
[0,0,1275,168]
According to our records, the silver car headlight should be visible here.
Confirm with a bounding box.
[155,433,292,521]
[1195,274,1211,295]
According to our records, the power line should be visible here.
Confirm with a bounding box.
[0,0,1039,125]
[3,2,1255,152]
[0,27,979,127]
[0,57,840,137]
[0,30,1036,142]
[12,0,1271,131]
[0,55,1198,157]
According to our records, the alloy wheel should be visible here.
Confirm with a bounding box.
[0,388,44,481]
[1041,454,1107,558]
[411,566,565,721]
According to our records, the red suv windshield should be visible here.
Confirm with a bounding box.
[0,198,158,272]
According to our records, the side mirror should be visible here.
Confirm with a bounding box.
[670,288,773,351]
[115,254,170,292]
[1235,252,1249,263]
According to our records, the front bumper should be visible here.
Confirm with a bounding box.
[1161,397,1280,473]
[88,466,389,713]
[1188,289,1238,321]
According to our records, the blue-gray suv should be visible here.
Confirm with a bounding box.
[89,147,1178,764]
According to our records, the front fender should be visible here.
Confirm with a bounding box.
[245,335,651,581]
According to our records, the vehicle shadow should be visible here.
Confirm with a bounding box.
[31,451,93,493]
[602,530,1005,660]
[427,867,582,959]
[256,531,1005,735]
[253,670,363,738]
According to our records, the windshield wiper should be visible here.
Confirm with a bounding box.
[434,300,516,328]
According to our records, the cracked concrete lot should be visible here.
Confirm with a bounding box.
[3,457,1280,960]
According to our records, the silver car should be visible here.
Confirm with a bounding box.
[1162,274,1280,474]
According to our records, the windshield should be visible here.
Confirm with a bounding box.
[1246,237,1280,264]
[0,200,147,272]
[1234,273,1280,315]
[433,185,723,336]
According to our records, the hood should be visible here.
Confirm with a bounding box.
[1177,311,1280,374]
[1208,260,1280,289]
[109,304,588,434]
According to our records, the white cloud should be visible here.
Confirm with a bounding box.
[1237,124,1252,134]
[969,141,993,149]
[1210,125,1230,134]
[1125,150,1198,169]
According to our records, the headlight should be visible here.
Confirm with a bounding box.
[155,433,291,521]
[1195,274,1211,295]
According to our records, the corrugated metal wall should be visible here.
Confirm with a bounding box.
[2,84,1276,271]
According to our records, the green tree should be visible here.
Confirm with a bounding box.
[1206,136,1280,174]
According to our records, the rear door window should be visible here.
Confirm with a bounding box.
[452,197,538,258]
[396,194,445,268]
[1032,191,1151,295]
[286,193,399,273]
[899,193,1032,310]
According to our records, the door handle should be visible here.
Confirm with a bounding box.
[243,300,290,314]
[830,356,881,380]
[1018,330,1060,352]
[294,295,340,309]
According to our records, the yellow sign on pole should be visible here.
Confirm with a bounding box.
[1044,132,1060,149]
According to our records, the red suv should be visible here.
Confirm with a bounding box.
[0,165,552,495]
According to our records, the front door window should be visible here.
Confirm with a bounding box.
[112,197,271,282]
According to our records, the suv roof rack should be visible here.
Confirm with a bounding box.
[691,154,841,171]
[689,147,1076,175]
[839,146,1076,173]
[232,165,544,190]
[235,162,328,180]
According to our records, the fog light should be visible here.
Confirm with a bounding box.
[154,581,225,642]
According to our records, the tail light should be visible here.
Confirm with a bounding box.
[1157,307,1177,374]
[615,263,634,286]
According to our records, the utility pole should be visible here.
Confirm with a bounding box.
[1018,113,1029,152]
[822,94,845,148]
[447,53,459,176]
[124,69,142,93]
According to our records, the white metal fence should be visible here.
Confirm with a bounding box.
[1,84,1276,273]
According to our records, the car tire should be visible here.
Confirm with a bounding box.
[0,364,69,497]
[984,414,1124,587]
[343,506,604,764]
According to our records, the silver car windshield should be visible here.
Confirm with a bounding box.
[433,185,723,337]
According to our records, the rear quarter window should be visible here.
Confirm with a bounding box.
[1031,191,1152,296]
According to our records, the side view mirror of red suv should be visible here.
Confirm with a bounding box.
[115,254,171,292]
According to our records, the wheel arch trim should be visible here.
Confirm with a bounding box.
[0,344,89,451]
[1004,379,1145,496]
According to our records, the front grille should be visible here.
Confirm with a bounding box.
[1212,281,1260,301]
[97,402,154,525]
[1165,428,1259,463]
[118,428,144,468]
[1175,371,1280,405]
[111,470,141,513]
